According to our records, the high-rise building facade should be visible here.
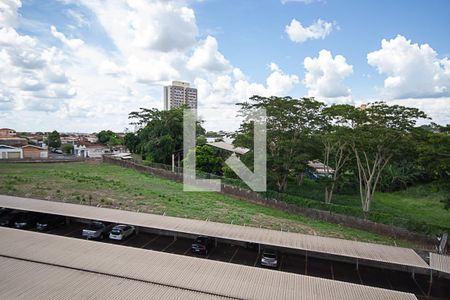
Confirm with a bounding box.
[163,81,198,110]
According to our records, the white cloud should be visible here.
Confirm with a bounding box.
[367,35,450,99]
[66,9,90,28]
[0,26,75,112]
[303,49,353,100]
[0,0,303,132]
[196,62,299,108]
[79,0,198,53]
[0,0,21,28]
[50,25,84,49]
[285,18,333,43]
[187,35,231,73]
[387,98,450,126]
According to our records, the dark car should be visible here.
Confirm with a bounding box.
[14,212,40,229]
[191,236,213,255]
[0,210,21,227]
[36,214,66,231]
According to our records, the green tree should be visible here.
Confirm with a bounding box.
[195,145,224,175]
[47,130,61,149]
[349,102,428,212]
[415,129,450,180]
[235,96,325,192]
[97,130,116,145]
[129,107,205,165]
[124,133,140,153]
[61,143,74,154]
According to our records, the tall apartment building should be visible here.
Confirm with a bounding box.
[163,81,198,110]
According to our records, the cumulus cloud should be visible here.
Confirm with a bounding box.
[79,0,198,53]
[0,0,302,131]
[50,25,84,49]
[387,98,450,126]
[0,25,75,112]
[196,62,299,108]
[285,19,333,43]
[0,0,21,28]
[367,35,450,99]
[303,50,353,100]
[187,35,231,73]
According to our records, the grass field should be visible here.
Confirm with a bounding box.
[283,178,450,234]
[0,161,435,248]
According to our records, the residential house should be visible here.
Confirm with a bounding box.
[74,144,88,158]
[0,128,16,137]
[306,160,335,180]
[74,142,108,159]
[0,145,23,159]
[22,145,48,159]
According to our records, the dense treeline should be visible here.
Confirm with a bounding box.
[125,97,449,213]
[125,107,205,165]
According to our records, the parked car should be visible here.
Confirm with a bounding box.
[109,224,136,241]
[260,249,279,268]
[0,210,21,227]
[191,236,213,255]
[14,212,40,229]
[36,214,66,231]
[82,221,114,240]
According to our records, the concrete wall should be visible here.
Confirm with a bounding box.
[0,148,23,159]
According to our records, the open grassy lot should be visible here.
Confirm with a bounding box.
[0,161,427,248]
[283,179,450,234]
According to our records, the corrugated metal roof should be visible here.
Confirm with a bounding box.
[0,228,417,300]
[0,195,429,269]
[430,253,450,275]
[0,256,229,300]
[207,141,250,154]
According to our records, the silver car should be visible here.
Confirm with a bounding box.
[261,249,279,268]
[82,221,114,240]
[109,224,136,241]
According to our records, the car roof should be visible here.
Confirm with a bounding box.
[113,224,128,229]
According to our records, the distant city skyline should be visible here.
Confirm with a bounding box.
[0,0,449,132]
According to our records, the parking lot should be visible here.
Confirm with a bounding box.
[3,216,450,299]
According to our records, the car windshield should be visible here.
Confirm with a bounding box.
[88,222,104,230]
[194,238,207,244]
[111,230,122,235]
[263,253,277,259]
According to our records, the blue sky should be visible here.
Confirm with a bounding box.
[191,0,450,99]
[1,0,449,132]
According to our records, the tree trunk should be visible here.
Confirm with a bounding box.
[277,174,288,193]
[324,182,335,204]
[297,172,305,186]
[362,186,372,212]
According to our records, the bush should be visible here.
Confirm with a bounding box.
[61,143,74,154]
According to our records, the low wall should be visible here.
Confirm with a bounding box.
[0,158,86,163]
[103,156,435,246]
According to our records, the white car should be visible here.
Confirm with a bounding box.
[109,224,136,241]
